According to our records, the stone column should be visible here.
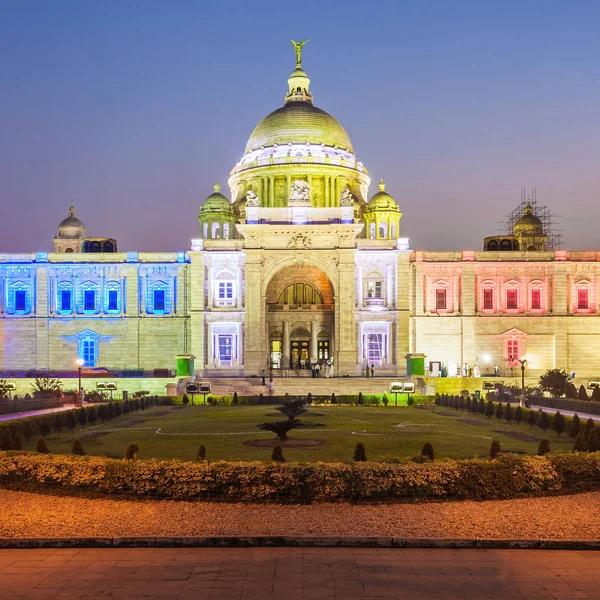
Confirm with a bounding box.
[282,320,290,368]
[324,176,330,207]
[310,320,318,363]
[269,176,275,207]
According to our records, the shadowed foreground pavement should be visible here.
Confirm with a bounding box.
[1,547,600,599]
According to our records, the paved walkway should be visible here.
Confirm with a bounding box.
[0,404,77,423]
[530,404,600,423]
[0,547,599,599]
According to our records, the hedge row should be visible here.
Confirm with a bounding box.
[0,451,599,502]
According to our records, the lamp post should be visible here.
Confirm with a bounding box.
[517,357,527,408]
[75,359,84,407]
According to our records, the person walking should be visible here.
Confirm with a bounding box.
[370,364,375,378]
[261,370,266,386]
[315,362,320,378]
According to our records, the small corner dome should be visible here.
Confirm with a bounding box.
[366,180,400,212]
[200,181,232,213]
[514,204,543,235]
[57,202,86,239]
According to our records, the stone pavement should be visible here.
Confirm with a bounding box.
[0,404,77,423]
[0,547,600,599]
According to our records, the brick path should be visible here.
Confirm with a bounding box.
[1,547,599,599]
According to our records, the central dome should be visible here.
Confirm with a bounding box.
[245,102,354,154]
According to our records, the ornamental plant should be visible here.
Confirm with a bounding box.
[71,437,85,456]
[382,394,388,407]
[357,392,364,406]
[257,420,301,442]
[114,402,122,417]
[39,418,51,438]
[0,429,12,451]
[514,406,523,425]
[421,442,434,461]
[77,407,87,428]
[122,400,130,414]
[232,392,239,405]
[538,411,551,432]
[527,410,537,428]
[578,385,589,401]
[537,439,551,455]
[505,403,514,424]
[271,445,285,462]
[485,400,494,419]
[470,398,478,413]
[552,411,566,436]
[584,418,596,441]
[489,439,501,459]
[53,413,64,433]
[479,399,486,415]
[11,433,22,451]
[587,429,600,453]
[197,445,206,460]
[569,414,581,438]
[107,402,116,419]
[538,369,569,398]
[276,399,309,420]
[572,433,587,453]
[97,404,107,422]
[87,406,97,424]
[593,386,600,402]
[566,382,578,399]
[124,442,139,460]
[36,437,49,454]
[494,402,504,420]
[353,442,367,462]
[21,421,34,443]
[182,394,189,405]
[65,411,77,432]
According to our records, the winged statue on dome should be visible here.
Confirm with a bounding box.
[290,39,310,68]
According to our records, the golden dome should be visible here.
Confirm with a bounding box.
[244,102,354,154]
[365,180,400,212]
[513,204,543,235]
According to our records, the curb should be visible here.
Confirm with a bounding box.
[1,537,599,550]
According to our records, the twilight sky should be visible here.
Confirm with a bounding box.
[1,0,599,252]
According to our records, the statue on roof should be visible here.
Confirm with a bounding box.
[245,189,260,207]
[340,187,354,207]
[289,179,311,205]
[290,39,310,68]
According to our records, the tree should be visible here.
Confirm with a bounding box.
[538,369,569,398]
[357,392,364,406]
[232,392,239,406]
[71,438,85,455]
[470,398,478,413]
[36,437,49,454]
[330,393,337,405]
[65,411,77,432]
[572,433,587,453]
[182,394,189,405]
[578,385,589,401]
[537,439,551,455]
[552,411,566,436]
[271,445,285,462]
[494,402,504,420]
[0,429,12,451]
[39,418,51,438]
[114,402,122,417]
[276,399,309,420]
[538,411,551,432]
[489,439,501,459]
[505,403,514,424]
[97,404,108,422]
[566,382,578,399]
[107,402,116,419]
[124,442,139,459]
[485,400,494,418]
[514,406,523,425]
[465,398,471,412]
[587,429,600,453]
[197,445,206,460]
[584,418,596,441]
[569,414,581,438]
[257,420,301,442]
[12,433,23,450]
[31,376,63,398]
[421,442,434,461]
[353,442,367,462]
[592,386,600,402]
[77,408,87,428]
[479,399,486,415]
[21,421,34,443]
[53,413,64,434]
[382,394,388,407]
[122,400,130,414]
[527,410,537,428]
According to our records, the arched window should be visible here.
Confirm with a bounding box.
[212,222,220,239]
[223,223,230,239]
[277,283,323,306]
[487,240,498,251]
[203,223,208,238]
[90,241,101,252]
[65,247,74,253]
[369,223,376,239]
[103,241,114,252]
[379,222,387,238]
[514,241,520,250]
[390,223,396,239]
[500,239,512,250]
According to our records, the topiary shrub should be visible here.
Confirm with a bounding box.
[537,439,551,455]
[514,406,523,425]
[65,411,77,432]
[87,406,97,424]
[39,418,51,438]
[122,400,130,414]
[465,398,471,412]
[21,421,34,443]
[569,413,581,438]
[552,411,566,436]
[52,414,64,435]
[479,399,486,415]
[232,392,239,406]
[489,439,501,459]
[97,404,107,422]
[114,402,122,417]
[578,385,588,401]
[71,438,85,456]
[36,437,49,454]
[124,442,139,459]
[470,398,478,413]
[276,399,309,420]
[257,420,301,442]
[566,382,578,399]
[0,429,11,451]
[587,429,600,453]
[485,400,494,419]
[182,394,189,406]
[527,410,537,428]
[538,411,550,432]
[382,394,388,407]
[258,393,264,405]
[421,442,434,461]
[197,445,206,460]
[584,418,596,441]
[494,402,504,420]
[271,445,285,463]
[592,386,600,402]
[353,442,367,462]
[77,408,87,428]
[357,392,364,406]
[407,396,414,406]
[505,403,514,424]
[11,433,22,451]
[331,393,337,405]
[107,402,116,419]
[572,433,587,453]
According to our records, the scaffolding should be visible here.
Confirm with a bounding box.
[500,188,563,250]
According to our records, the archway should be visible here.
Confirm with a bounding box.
[265,264,335,372]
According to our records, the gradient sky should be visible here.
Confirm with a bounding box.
[1,0,599,252]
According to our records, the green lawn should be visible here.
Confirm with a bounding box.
[29,405,575,462]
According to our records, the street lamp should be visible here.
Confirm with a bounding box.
[517,357,527,408]
[75,358,84,406]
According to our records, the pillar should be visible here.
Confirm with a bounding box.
[282,320,290,368]
[325,176,330,207]
[307,175,312,205]
[310,320,318,363]
[269,176,275,207]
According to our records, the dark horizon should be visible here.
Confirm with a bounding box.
[1,1,599,253]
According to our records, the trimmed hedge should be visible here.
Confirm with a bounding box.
[0,451,598,502]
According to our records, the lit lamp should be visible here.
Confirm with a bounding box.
[517,357,527,408]
[75,358,84,405]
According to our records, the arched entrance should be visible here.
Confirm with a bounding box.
[265,264,335,373]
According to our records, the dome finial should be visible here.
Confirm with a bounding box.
[524,203,533,215]
[214,180,221,193]
[69,199,76,217]
[291,39,310,68]
[285,41,313,105]
[378,179,386,192]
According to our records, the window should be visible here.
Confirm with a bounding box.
[211,222,220,239]
[60,290,72,312]
[506,289,518,310]
[391,223,396,238]
[223,223,230,239]
[154,289,165,312]
[218,334,233,362]
[483,288,494,310]
[578,288,589,310]
[14,290,26,312]
[435,289,447,310]
[369,223,376,239]
[507,339,520,366]
[82,339,97,367]
[218,282,233,300]
[107,290,119,311]
[365,334,383,361]
[367,281,382,299]
[378,223,387,238]
[531,289,541,310]
[203,223,208,238]
[277,283,323,305]
[84,290,96,312]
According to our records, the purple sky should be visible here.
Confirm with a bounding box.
[1,1,599,252]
